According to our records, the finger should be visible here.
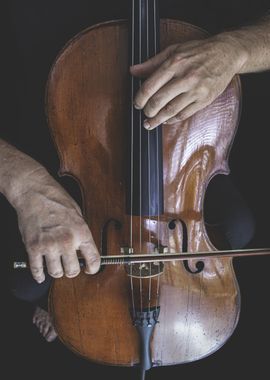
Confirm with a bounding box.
[144,93,195,130]
[40,322,46,335]
[45,328,57,342]
[130,45,177,78]
[33,306,41,323]
[45,253,64,278]
[36,319,44,329]
[61,252,80,278]
[164,101,206,123]
[42,323,50,337]
[133,58,178,110]
[79,240,100,275]
[28,254,45,284]
[143,77,192,118]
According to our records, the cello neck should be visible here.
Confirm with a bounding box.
[130,0,160,64]
[127,0,164,217]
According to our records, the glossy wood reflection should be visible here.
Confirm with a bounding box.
[47,19,241,366]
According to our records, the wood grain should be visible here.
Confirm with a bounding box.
[47,19,241,366]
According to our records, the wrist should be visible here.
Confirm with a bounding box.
[0,140,51,208]
[214,31,249,74]
[4,165,52,209]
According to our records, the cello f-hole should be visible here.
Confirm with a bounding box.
[179,219,205,274]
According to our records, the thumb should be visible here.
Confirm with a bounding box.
[130,44,177,78]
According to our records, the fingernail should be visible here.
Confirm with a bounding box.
[86,257,101,275]
[134,103,141,110]
[143,120,151,130]
[84,268,98,275]
[65,271,80,278]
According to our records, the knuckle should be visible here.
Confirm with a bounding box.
[79,239,93,250]
[141,84,152,99]
[84,249,98,261]
[198,84,210,99]
[79,223,92,236]
[148,96,160,111]
[27,238,42,253]
[58,230,74,246]
[27,237,55,253]
[184,71,200,86]
[31,266,42,275]
[199,82,209,94]
[145,98,160,117]
[165,44,176,56]
[79,225,94,241]
[164,102,177,115]
[85,253,100,267]
[170,52,184,65]
[89,254,100,264]
[78,231,93,246]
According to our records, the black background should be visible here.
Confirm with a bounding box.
[1,1,270,379]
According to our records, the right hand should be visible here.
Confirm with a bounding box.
[14,170,100,283]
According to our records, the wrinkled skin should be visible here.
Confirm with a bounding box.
[2,16,270,284]
[131,35,247,130]
[14,169,100,283]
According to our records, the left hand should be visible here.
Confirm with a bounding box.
[130,35,246,130]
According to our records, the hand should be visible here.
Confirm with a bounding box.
[14,170,100,283]
[130,34,246,129]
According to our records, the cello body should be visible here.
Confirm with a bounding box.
[47,17,241,367]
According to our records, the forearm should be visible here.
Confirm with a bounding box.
[217,14,270,74]
[0,138,50,207]
[0,138,100,280]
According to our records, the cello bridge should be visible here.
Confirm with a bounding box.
[121,246,165,278]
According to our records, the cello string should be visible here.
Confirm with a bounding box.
[130,0,135,318]
[154,0,161,313]
[146,0,152,314]
[139,0,143,313]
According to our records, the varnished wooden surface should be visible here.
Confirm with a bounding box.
[47,19,241,366]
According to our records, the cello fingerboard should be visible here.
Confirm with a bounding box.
[127,0,164,216]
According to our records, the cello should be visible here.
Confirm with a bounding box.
[36,0,269,378]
